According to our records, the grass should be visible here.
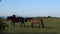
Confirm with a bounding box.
[2,18,60,34]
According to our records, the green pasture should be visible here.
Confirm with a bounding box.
[2,18,60,34]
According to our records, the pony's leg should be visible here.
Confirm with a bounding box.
[11,22,12,26]
[41,22,44,28]
[23,22,25,27]
[31,22,33,28]
[11,21,15,26]
[14,22,15,26]
[38,23,40,28]
[20,22,22,27]
[11,21,13,26]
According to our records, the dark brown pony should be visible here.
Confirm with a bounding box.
[7,16,26,27]
[30,18,44,28]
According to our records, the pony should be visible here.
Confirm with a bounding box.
[29,18,44,28]
[7,16,26,27]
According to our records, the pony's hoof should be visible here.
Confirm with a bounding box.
[13,25,15,27]
[20,26,22,27]
[23,26,25,27]
[32,27,34,28]
[42,27,45,28]
[38,27,40,28]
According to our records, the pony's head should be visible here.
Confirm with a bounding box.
[6,16,12,21]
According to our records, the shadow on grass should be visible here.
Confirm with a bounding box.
[24,25,55,29]
[25,25,31,28]
[11,25,55,29]
[2,32,58,34]
[44,26,56,29]
[22,25,41,28]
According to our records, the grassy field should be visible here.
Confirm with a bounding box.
[2,18,60,34]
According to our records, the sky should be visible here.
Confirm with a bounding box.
[0,0,60,17]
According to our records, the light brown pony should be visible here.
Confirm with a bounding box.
[29,18,44,28]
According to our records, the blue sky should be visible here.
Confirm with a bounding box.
[0,0,60,17]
